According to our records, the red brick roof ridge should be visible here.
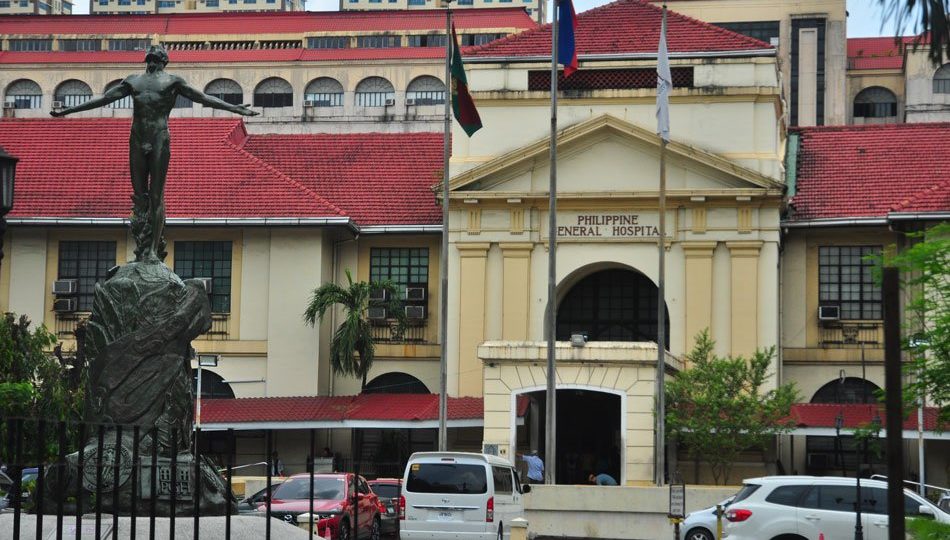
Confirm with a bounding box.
[891,178,950,212]
[223,122,349,219]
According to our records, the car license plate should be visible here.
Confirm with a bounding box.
[437,511,454,521]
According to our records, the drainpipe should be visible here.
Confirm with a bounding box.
[327,232,357,449]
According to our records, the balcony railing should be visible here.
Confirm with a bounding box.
[56,312,230,340]
[370,322,429,344]
[196,313,230,341]
[818,321,883,347]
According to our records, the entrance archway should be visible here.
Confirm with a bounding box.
[806,377,884,476]
[514,388,623,485]
[363,372,429,394]
[557,267,670,348]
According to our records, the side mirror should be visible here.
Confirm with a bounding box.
[522,484,531,493]
[918,505,936,518]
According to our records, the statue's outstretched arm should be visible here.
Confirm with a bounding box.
[50,80,131,117]
[177,79,259,117]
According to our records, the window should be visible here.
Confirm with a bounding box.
[253,77,293,108]
[304,77,344,107]
[457,0,472,4]
[406,76,445,105]
[765,485,810,507]
[307,36,349,49]
[731,484,761,504]
[109,38,150,51]
[5,79,42,109]
[853,87,898,119]
[105,80,133,109]
[407,34,446,48]
[57,241,117,312]
[206,0,217,5]
[370,247,429,296]
[717,21,780,45]
[811,377,881,404]
[0,1,10,6]
[406,464,487,494]
[491,467,513,494]
[157,0,174,6]
[205,79,243,105]
[355,77,395,107]
[98,0,108,4]
[408,0,424,4]
[191,369,235,399]
[356,35,401,48]
[118,0,130,5]
[173,241,232,313]
[802,485,859,513]
[54,80,93,108]
[8,39,53,52]
[819,246,882,319]
[933,64,950,94]
[529,67,694,91]
[461,33,504,46]
[60,39,102,52]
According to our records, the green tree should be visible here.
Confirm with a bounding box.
[884,222,950,424]
[879,1,949,65]
[665,331,800,485]
[303,270,405,390]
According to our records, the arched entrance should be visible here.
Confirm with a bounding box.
[805,377,883,476]
[556,268,670,348]
[514,387,623,485]
[191,368,235,399]
[359,372,433,476]
[363,372,429,394]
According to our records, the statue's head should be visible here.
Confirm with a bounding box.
[144,45,169,70]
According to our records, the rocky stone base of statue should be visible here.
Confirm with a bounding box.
[42,260,233,515]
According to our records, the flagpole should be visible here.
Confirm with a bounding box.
[655,4,669,488]
[544,0,560,486]
[438,0,453,453]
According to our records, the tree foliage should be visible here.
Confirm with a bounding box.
[884,222,950,424]
[303,270,405,390]
[879,0,950,65]
[665,331,800,485]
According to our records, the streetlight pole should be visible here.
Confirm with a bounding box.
[0,145,18,267]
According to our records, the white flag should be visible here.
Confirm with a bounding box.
[656,7,671,142]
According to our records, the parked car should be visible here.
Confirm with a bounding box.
[399,452,529,540]
[237,481,283,515]
[682,496,733,540]
[257,472,382,540]
[0,471,12,511]
[724,475,950,540]
[367,478,401,537]
[938,492,950,514]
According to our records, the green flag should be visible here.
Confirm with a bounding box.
[451,23,482,137]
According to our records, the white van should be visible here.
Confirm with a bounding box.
[399,452,529,540]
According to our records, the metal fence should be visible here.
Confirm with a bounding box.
[0,418,392,540]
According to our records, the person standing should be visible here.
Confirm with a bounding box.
[517,450,544,484]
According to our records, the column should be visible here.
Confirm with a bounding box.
[727,241,762,357]
[682,241,717,348]
[500,243,533,341]
[457,243,489,397]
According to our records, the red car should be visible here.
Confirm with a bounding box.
[256,472,383,540]
[367,478,402,537]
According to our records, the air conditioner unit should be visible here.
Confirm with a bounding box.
[405,305,426,320]
[384,98,396,107]
[369,288,388,302]
[482,443,499,456]
[194,277,213,293]
[818,305,841,321]
[2,102,15,110]
[807,452,831,469]
[405,287,426,302]
[53,297,78,313]
[52,100,64,109]
[367,306,388,320]
[405,98,416,106]
[303,99,317,107]
[52,279,78,295]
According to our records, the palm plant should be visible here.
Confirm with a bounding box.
[303,270,406,390]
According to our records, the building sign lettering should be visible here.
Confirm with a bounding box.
[543,211,672,241]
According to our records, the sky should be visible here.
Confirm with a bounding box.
[69,0,908,39]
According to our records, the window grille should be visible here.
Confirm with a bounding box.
[253,78,293,108]
[356,35,401,48]
[174,241,232,313]
[818,246,882,319]
[304,77,344,107]
[105,81,133,109]
[355,77,395,107]
[57,241,117,312]
[307,36,349,49]
[370,247,429,298]
[528,67,694,91]
[55,80,93,107]
[205,79,243,106]
[933,64,950,94]
[406,76,446,105]
[60,39,102,52]
[109,38,151,51]
[5,79,42,109]
[8,39,53,52]
[407,34,447,48]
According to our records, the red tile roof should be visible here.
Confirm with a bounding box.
[788,123,950,221]
[0,118,346,221]
[242,133,443,227]
[0,8,535,36]
[790,403,946,432]
[199,393,526,424]
[0,47,448,65]
[847,36,914,70]
[0,118,443,226]
[467,0,771,59]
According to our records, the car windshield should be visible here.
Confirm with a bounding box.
[272,477,346,501]
[406,463,487,494]
[371,483,400,500]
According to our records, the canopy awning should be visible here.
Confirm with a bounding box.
[787,403,949,440]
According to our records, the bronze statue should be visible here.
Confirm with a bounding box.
[51,45,258,262]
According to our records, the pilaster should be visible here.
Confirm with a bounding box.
[500,243,533,341]
[457,243,490,396]
[727,240,762,357]
[682,241,717,348]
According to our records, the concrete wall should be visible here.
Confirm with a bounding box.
[904,48,950,122]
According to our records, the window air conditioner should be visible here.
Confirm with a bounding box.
[303,99,317,108]
[384,98,396,107]
[53,297,78,313]
[404,287,426,301]
[2,102,15,110]
[52,100,64,109]
[194,277,213,293]
[52,279,78,295]
[369,289,388,302]
[405,98,416,106]
[405,305,426,320]
[818,305,841,321]
[367,306,388,320]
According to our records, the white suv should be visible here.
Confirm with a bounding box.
[724,476,950,540]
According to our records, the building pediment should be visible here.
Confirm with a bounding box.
[448,114,784,200]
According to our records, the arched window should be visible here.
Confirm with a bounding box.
[853,87,897,119]
[934,64,950,94]
[104,80,132,109]
[812,377,881,404]
[204,78,243,106]
[5,79,42,109]
[191,369,235,400]
[363,372,429,394]
[355,76,395,107]
[556,268,670,347]
[253,77,293,108]
[406,76,446,105]
[54,80,92,108]
[304,77,344,107]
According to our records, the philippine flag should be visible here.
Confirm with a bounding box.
[558,0,578,77]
